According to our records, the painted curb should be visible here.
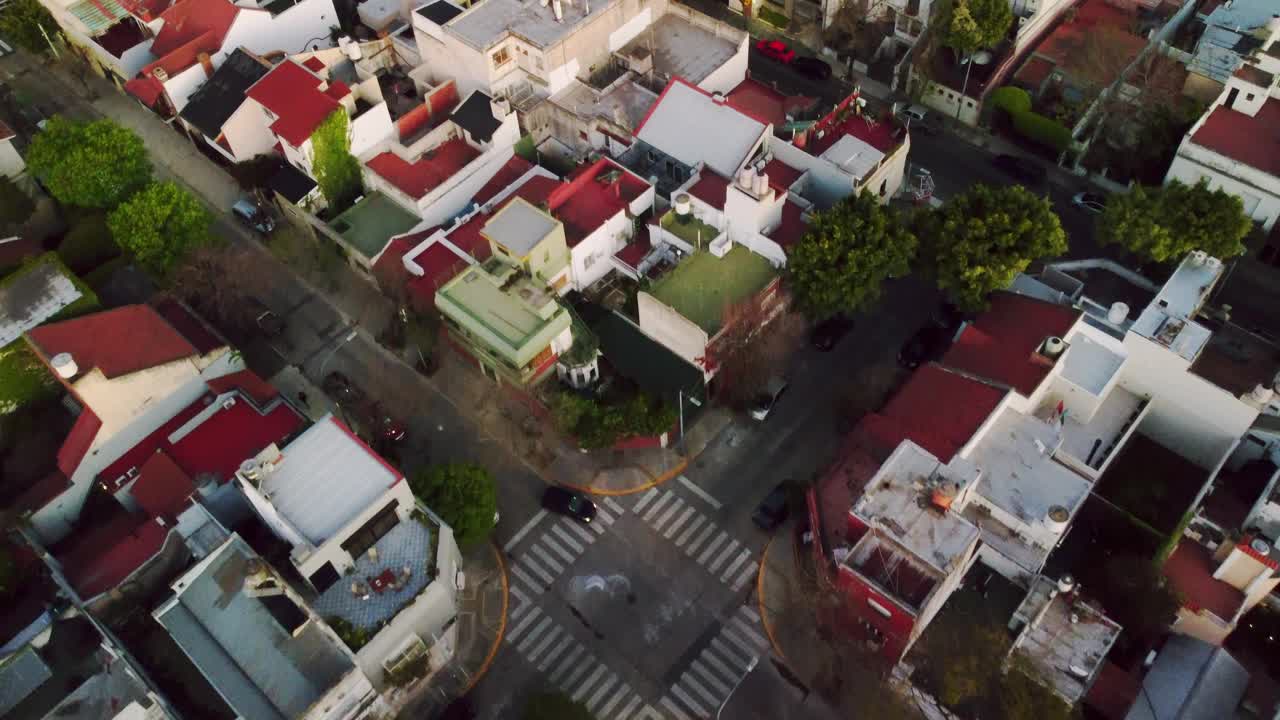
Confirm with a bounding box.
[563,458,689,497]
[756,536,787,662]
[462,541,509,694]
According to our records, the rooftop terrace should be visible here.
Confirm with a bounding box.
[436,263,571,366]
[647,246,776,334]
[311,516,434,630]
[618,13,742,86]
[328,192,420,259]
[1132,254,1225,362]
[447,0,610,49]
[365,137,482,199]
[1012,576,1122,705]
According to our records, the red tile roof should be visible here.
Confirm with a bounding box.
[763,158,804,193]
[246,60,340,147]
[57,409,102,478]
[142,0,239,78]
[808,110,903,157]
[152,298,223,355]
[324,80,351,100]
[860,363,1005,462]
[1164,538,1245,620]
[1192,98,1280,178]
[129,450,195,518]
[302,56,326,72]
[1035,0,1143,70]
[1084,662,1141,720]
[687,171,729,209]
[14,470,69,512]
[205,368,280,406]
[613,237,650,269]
[472,155,534,206]
[28,305,198,379]
[365,137,482,198]
[725,78,816,128]
[57,514,170,598]
[547,158,649,248]
[1015,56,1056,87]
[941,291,1081,396]
[768,199,808,248]
[124,76,166,107]
[374,237,475,311]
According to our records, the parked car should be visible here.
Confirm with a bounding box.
[749,378,789,421]
[1071,191,1106,214]
[898,104,939,134]
[752,483,790,532]
[542,486,597,524]
[810,314,853,351]
[755,39,796,64]
[792,56,832,80]
[232,197,276,234]
[932,302,965,332]
[322,372,408,443]
[898,325,952,369]
[992,154,1047,185]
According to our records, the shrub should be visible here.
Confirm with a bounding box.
[58,213,121,274]
[989,86,1031,116]
[1012,110,1073,153]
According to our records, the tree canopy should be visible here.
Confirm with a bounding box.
[408,463,497,547]
[943,0,1011,55]
[0,0,58,56]
[786,191,917,320]
[107,181,210,274]
[919,184,1067,310]
[26,117,151,209]
[311,110,363,212]
[1098,180,1251,263]
[0,176,34,229]
[523,692,594,720]
[1100,554,1183,641]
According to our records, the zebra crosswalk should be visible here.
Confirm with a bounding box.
[507,497,624,595]
[657,605,769,720]
[632,488,759,592]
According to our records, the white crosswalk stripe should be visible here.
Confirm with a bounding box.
[559,652,597,690]
[659,696,693,720]
[653,497,684,530]
[701,641,739,684]
[547,644,586,684]
[643,492,675,522]
[674,513,706,547]
[597,683,632,718]
[505,606,542,644]
[527,625,565,665]
[697,531,730,566]
[603,496,626,514]
[685,522,717,555]
[536,633,574,671]
[680,671,719,709]
[670,684,707,717]
[596,507,615,524]
[663,505,696,539]
[586,672,618,711]
[569,664,607,700]
[733,614,768,649]
[633,487,660,513]
[720,548,751,583]
[530,544,564,575]
[722,622,761,660]
[707,538,740,574]
[542,535,576,565]
[508,562,543,593]
[731,560,758,591]
[516,616,553,653]
[691,659,732,695]
[742,605,761,623]
[519,554,557,586]
[563,518,596,543]
[616,695,643,720]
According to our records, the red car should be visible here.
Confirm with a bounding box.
[755,39,796,63]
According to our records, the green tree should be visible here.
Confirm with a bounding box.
[58,213,121,273]
[408,463,497,547]
[920,184,1067,311]
[967,0,1013,48]
[921,609,1011,707]
[997,664,1073,720]
[787,191,917,320]
[1100,554,1183,641]
[523,692,594,720]
[1098,180,1251,263]
[107,181,210,274]
[944,0,982,55]
[311,110,363,211]
[0,176,34,229]
[0,0,58,56]
[26,117,151,209]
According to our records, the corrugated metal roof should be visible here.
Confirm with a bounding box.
[0,646,53,716]
[69,0,131,36]
[1125,634,1249,720]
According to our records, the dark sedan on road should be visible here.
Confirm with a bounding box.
[898,325,953,369]
[542,486,597,523]
[992,154,1047,186]
[752,483,790,532]
[792,56,832,80]
[322,372,408,443]
[810,314,853,351]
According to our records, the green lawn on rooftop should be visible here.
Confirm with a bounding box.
[328,193,419,259]
[649,245,776,334]
[660,211,720,248]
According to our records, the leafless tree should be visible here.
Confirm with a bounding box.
[164,244,277,336]
[704,293,805,409]
[824,0,896,58]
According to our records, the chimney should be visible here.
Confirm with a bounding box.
[197,52,214,78]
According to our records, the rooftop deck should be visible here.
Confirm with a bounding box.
[311,518,433,630]
[447,0,609,49]
[618,14,741,86]
[365,138,482,199]
[328,192,420,259]
[1012,576,1121,704]
[1041,381,1146,472]
[647,245,776,334]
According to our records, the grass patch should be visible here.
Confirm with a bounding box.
[648,245,777,334]
[1094,434,1207,535]
[758,4,789,27]
[267,225,346,290]
[660,211,720,248]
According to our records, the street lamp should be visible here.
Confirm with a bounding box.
[318,328,358,376]
[716,655,759,719]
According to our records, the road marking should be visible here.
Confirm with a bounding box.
[654,497,683,531]
[570,664,606,700]
[506,606,542,644]
[643,492,675,522]
[633,487,660,513]
[731,561,758,592]
[616,695,643,720]
[559,652,595,690]
[508,563,543,593]
[712,636,751,667]
[530,544,565,575]
[563,518,596,544]
[547,645,585,684]
[691,659,731,695]
[742,605,761,623]
[598,684,631,718]
[733,615,768,648]
[543,535,576,565]
[675,514,706,547]
[678,475,724,510]
[519,555,556,586]
[596,507,615,525]
[682,671,719,709]
[670,684,707,716]
[504,509,547,552]
[660,696,693,720]
[603,497,625,514]
[686,523,717,556]
[708,538,741,574]
[719,549,751,583]
[516,616,553,653]
[550,523,585,554]
[527,625,564,664]
[697,532,730,566]
[537,634,574,671]
[702,643,738,682]
[721,623,759,661]
[664,506,696,539]
[586,672,618,710]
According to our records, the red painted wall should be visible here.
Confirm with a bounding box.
[834,564,918,663]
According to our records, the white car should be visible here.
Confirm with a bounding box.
[1071,191,1106,214]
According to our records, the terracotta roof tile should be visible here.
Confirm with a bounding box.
[129,450,195,518]
[1164,538,1245,621]
[246,60,340,147]
[859,363,1005,462]
[941,291,1081,396]
[1191,98,1280,178]
[28,305,198,379]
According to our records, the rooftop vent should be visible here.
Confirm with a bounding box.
[1046,505,1070,533]
[240,458,261,481]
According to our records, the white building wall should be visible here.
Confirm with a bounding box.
[163,65,210,113]
[294,481,418,580]
[696,36,749,95]
[859,139,909,201]
[416,147,518,225]
[770,140,858,202]
[608,7,652,51]
[229,0,339,57]
[222,101,277,162]
[570,211,631,290]
[637,291,711,378]
[349,103,395,159]
[1166,147,1280,231]
[0,138,24,178]
[415,33,489,98]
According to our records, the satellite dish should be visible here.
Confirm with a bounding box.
[972,50,994,65]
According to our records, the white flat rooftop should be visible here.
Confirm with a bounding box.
[819,133,885,181]
[1132,253,1224,361]
[1013,576,1121,704]
[0,259,83,347]
[635,80,766,179]
[483,199,558,256]
[1060,331,1125,396]
[447,0,611,50]
[967,407,1092,528]
[260,415,402,545]
[1042,381,1144,471]
[851,441,981,573]
[618,14,741,86]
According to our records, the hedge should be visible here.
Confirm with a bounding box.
[990,86,1031,116]
[1012,110,1073,153]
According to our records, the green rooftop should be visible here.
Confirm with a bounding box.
[328,192,419,259]
[648,246,777,334]
[436,265,571,368]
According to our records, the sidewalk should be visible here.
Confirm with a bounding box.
[396,541,507,717]
[756,521,829,684]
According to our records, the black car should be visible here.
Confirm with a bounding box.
[898,325,952,369]
[323,372,408,443]
[792,56,833,80]
[752,483,790,531]
[542,486,597,524]
[322,371,361,403]
[810,314,853,351]
[992,154,1047,185]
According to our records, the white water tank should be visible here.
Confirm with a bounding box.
[1206,256,1222,271]
[1056,574,1075,594]
[240,458,261,481]
[753,171,769,195]
[1251,537,1272,555]
[738,167,754,190]
[674,193,691,216]
[1108,302,1129,325]
[552,0,563,21]
[1046,506,1070,534]
[1190,250,1208,265]
[1250,384,1275,406]
[50,352,78,379]
[338,36,362,61]
[1042,336,1066,358]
